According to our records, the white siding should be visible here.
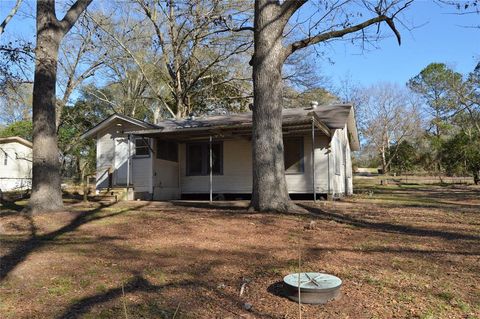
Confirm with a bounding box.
[178,135,332,194]
[329,125,353,196]
[152,157,179,200]
[0,142,32,191]
[95,119,151,194]
[96,132,115,189]
[179,138,252,193]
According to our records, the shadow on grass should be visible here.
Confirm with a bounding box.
[56,275,190,319]
[57,271,279,319]
[0,201,150,282]
[298,204,480,242]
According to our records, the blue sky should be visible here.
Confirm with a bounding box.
[1,0,479,90]
[317,1,479,87]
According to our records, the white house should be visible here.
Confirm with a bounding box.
[0,136,33,192]
[81,104,360,201]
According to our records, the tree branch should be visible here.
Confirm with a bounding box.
[284,14,402,60]
[60,0,93,34]
[0,0,23,36]
[280,0,308,20]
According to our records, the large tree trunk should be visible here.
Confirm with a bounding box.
[29,0,92,213]
[250,1,293,212]
[29,19,64,213]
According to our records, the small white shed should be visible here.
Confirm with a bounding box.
[0,136,33,192]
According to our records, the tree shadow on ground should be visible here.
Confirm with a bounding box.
[56,275,188,319]
[0,201,149,282]
[298,204,480,242]
[57,271,279,319]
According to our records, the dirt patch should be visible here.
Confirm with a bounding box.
[1,185,479,318]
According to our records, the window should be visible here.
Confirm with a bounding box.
[135,138,150,157]
[3,151,7,166]
[284,137,304,173]
[186,141,223,176]
[156,140,178,162]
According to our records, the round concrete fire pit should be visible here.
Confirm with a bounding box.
[283,272,342,304]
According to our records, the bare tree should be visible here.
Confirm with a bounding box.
[90,0,253,119]
[249,0,413,212]
[56,15,108,129]
[29,0,93,213]
[357,83,422,173]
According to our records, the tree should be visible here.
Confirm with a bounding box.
[439,131,480,183]
[386,140,417,174]
[356,83,422,173]
[408,63,462,137]
[90,0,253,119]
[56,15,108,129]
[0,120,32,141]
[250,0,413,212]
[29,0,93,213]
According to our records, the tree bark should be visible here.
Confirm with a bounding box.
[250,1,294,212]
[29,8,64,213]
[29,0,92,213]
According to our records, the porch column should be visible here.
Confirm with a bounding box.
[127,134,131,193]
[311,116,316,202]
[209,135,213,202]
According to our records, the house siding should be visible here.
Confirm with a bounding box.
[95,119,151,194]
[0,141,32,191]
[178,134,333,195]
[330,124,353,196]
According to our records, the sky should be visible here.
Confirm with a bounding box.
[1,0,479,91]
[317,1,480,88]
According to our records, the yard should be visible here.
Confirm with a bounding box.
[0,183,479,319]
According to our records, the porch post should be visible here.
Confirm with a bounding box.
[311,117,316,202]
[209,135,213,203]
[127,134,131,195]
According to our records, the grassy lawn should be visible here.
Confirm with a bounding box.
[1,182,479,318]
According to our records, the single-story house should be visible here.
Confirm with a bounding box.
[0,136,33,192]
[81,104,359,200]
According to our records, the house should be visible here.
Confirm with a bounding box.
[0,136,33,192]
[81,104,360,200]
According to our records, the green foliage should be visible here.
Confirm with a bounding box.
[439,131,480,178]
[386,141,417,174]
[58,100,102,180]
[0,120,32,140]
[408,63,462,136]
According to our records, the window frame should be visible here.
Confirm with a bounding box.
[134,137,150,158]
[284,136,305,174]
[186,141,223,176]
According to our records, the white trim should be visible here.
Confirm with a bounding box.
[80,114,155,140]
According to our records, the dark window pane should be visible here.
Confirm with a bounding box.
[284,137,304,173]
[209,143,223,174]
[186,141,223,176]
[157,140,178,162]
[135,138,149,156]
[168,141,178,162]
[187,144,203,175]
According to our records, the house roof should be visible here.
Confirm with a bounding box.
[0,136,33,148]
[80,113,159,139]
[130,104,360,151]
